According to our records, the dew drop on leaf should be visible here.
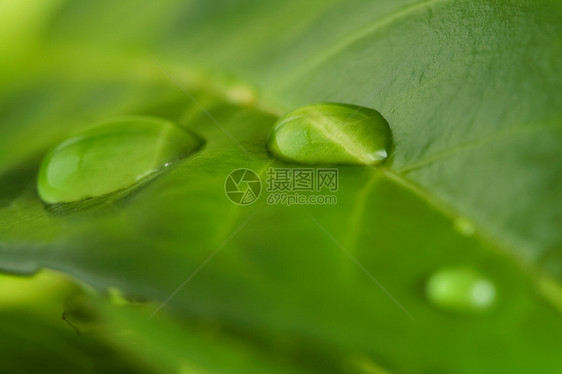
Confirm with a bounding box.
[267,103,392,165]
[37,116,203,204]
[453,217,475,236]
[425,267,496,313]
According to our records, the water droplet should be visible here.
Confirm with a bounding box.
[454,217,475,236]
[426,267,496,313]
[225,83,257,105]
[37,116,202,204]
[267,103,391,165]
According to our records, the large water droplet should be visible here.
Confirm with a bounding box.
[37,116,202,204]
[426,267,496,313]
[267,103,391,165]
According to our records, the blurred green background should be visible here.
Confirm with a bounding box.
[1,1,561,373]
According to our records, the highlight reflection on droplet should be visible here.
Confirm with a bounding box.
[426,267,496,313]
[37,116,202,204]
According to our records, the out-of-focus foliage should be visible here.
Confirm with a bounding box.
[0,271,151,373]
[0,1,561,373]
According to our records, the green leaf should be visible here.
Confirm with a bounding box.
[1,1,561,373]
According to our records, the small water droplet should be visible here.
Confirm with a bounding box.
[426,267,496,313]
[226,84,257,105]
[37,116,202,204]
[267,103,392,165]
[454,217,475,236]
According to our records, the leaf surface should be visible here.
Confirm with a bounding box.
[1,1,561,373]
